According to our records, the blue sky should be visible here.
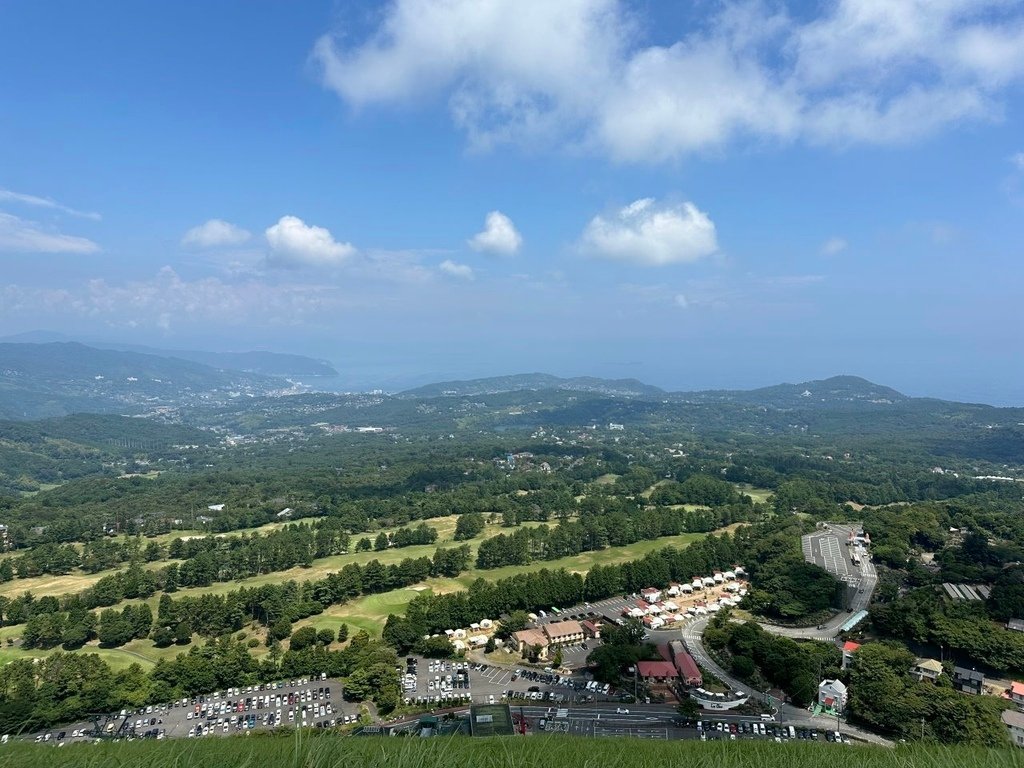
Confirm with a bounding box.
[1,1,1023,402]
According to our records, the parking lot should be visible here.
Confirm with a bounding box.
[26,676,359,746]
[401,655,617,709]
[803,528,852,579]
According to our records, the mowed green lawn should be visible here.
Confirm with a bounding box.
[735,484,773,504]
[0,627,190,670]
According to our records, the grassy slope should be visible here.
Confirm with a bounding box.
[0,735,1019,768]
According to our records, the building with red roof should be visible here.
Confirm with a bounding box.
[668,640,703,686]
[841,640,861,669]
[636,661,679,681]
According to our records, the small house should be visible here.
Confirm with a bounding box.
[953,667,984,695]
[911,658,944,682]
[818,679,847,712]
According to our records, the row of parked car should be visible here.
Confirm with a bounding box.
[696,721,847,743]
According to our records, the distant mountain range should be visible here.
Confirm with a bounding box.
[400,372,908,407]
[0,342,291,419]
[0,332,337,377]
[401,373,666,399]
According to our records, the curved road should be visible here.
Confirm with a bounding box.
[758,556,878,641]
[664,548,889,746]
[668,617,888,746]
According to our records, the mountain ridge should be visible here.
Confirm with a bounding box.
[0,342,291,420]
[0,332,337,377]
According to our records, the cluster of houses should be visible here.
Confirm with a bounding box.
[623,568,748,630]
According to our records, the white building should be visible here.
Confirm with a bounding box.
[641,587,662,603]
[1003,710,1024,747]
[818,680,848,712]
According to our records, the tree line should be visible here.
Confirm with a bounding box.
[474,505,750,569]
[384,531,744,644]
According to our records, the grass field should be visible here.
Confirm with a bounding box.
[735,484,773,504]
[0,559,176,599]
[0,734,1019,768]
[0,514,481,600]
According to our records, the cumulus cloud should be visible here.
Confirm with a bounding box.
[0,212,100,254]
[265,215,356,268]
[182,218,252,248]
[439,259,474,279]
[468,211,522,255]
[581,199,718,266]
[313,0,1024,161]
[820,237,848,256]
[0,188,100,220]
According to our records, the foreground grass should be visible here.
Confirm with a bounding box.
[1,734,1020,768]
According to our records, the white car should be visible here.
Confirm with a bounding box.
[616,708,629,714]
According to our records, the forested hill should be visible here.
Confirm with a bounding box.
[0,333,338,377]
[88,344,338,377]
[676,375,910,408]
[0,342,289,420]
[400,373,904,405]
[400,373,666,398]
[0,413,209,493]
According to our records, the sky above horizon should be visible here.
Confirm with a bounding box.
[1,1,1023,404]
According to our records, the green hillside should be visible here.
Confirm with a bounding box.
[1,734,1019,768]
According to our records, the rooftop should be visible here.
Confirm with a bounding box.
[637,661,679,679]
[914,658,944,673]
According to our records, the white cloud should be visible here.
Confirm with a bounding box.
[0,188,100,220]
[439,259,474,279]
[265,215,356,268]
[1012,151,1024,171]
[313,0,1024,161]
[468,211,522,254]
[0,212,100,254]
[182,219,252,248]
[581,199,718,266]
[673,294,689,309]
[820,237,848,256]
